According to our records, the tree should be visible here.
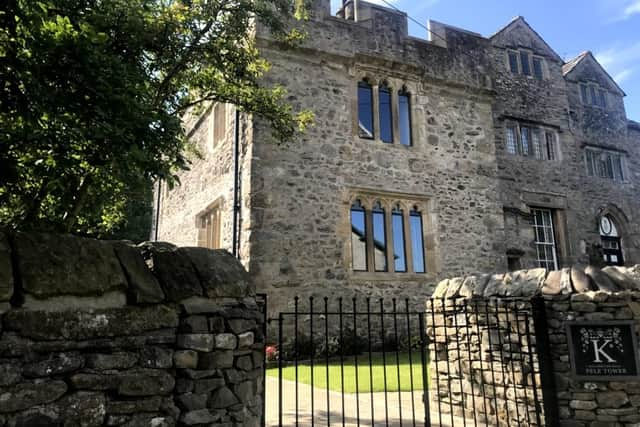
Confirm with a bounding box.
[0,0,312,238]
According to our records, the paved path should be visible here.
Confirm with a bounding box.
[265,377,484,427]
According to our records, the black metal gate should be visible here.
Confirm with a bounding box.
[263,296,556,427]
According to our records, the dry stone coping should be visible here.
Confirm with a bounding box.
[432,264,640,299]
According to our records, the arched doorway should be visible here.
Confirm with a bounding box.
[599,215,624,266]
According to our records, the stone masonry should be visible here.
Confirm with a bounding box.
[156,0,640,321]
[0,230,264,427]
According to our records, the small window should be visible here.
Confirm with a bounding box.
[372,202,388,272]
[520,51,531,76]
[532,208,558,270]
[379,85,393,143]
[508,51,519,73]
[614,155,624,180]
[545,132,556,161]
[580,84,589,104]
[586,150,596,176]
[409,208,426,273]
[391,205,407,273]
[398,91,412,146]
[506,126,517,154]
[585,148,625,181]
[532,57,543,79]
[350,200,368,271]
[197,205,222,250]
[520,126,531,156]
[589,86,597,106]
[358,81,374,139]
[532,130,543,159]
[598,89,607,108]
[214,104,226,144]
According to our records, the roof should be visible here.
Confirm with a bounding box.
[490,16,563,63]
[562,51,626,97]
[629,120,640,131]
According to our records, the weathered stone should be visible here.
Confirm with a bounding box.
[181,315,209,333]
[444,277,464,299]
[86,352,138,370]
[209,316,226,333]
[571,302,597,312]
[139,346,173,369]
[181,248,252,298]
[209,386,239,409]
[182,369,218,379]
[112,242,165,303]
[176,393,208,411]
[3,305,179,340]
[178,334,215,352]
[181,409,220,425]
[0,361,21,386]
[194,378,226,394]
[14,413,60,427]
[70,373,119,391]
[235,355,253,371]
[234,381,254,402]
[146,246,203,301]
[238,332,254,348]
[227,318,256,335]
[14,232,127,300]
[571,266,594,292]
[107,397,162,414]
[0,232,13,303]
[542,270,562,295]
[560,268,572,294]
[118,369,175,396]
[0,380,67,412]
[585,266,619,292]
[174,350,199,369]
[56,392,106,426]
[215,333,237,350]
[483,274,504,297]
[432,279,449,299]
[181,296,223,314]
[199,351,234,369]
[569,400,598,410]
[23,353,84,377]
[603,266,639,290]
[596,391,629,409]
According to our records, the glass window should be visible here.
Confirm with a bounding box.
[379,86,393,143]
[372,202,387,272]
[532,208,558,270]
[613,155,624,180]
[545,132,556,161]
[580,84,589,104]
[358,81,374,139]
[586,150,595,176]
[598,89,607,108]
[410,208,425,273]
[520,51,531,76]
[350,200,368,271]
[197,206,222,249]
[392,206,407,273]
[520,126,531,156]
[532,57,543,79]
[590,86,597,105]
[532,130,543,159]
[508,51,519,73]
[506,126,517,154]
[398,91,412,146]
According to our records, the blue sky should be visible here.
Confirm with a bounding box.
[330,0,640,121]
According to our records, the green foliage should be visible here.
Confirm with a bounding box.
[0,0,313,237]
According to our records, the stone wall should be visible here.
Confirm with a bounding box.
[0,231,264,427]
[431,264,640,427]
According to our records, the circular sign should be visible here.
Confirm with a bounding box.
[600,216,613,236]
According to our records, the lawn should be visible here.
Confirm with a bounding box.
[266,352,428,393]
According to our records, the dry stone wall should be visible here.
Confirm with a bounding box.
[432,264,640,427]
[0,231,264,427]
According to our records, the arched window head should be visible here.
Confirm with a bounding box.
[378,83,393,143]
[358,80,374,139]
[372,201,387,272]
[599,215,624,266]
[398,88,412,146]
[599,215,619,237]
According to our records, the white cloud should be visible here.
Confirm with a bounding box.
[624,0,640,18]
[614,68,634,83]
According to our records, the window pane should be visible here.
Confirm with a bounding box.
[372,203,387,272]
[605,154,614,179]
[580,85,589,104]
[358,82,374,139]
[532,130,542,159]
[614,156,624,180]
[520,51,531,75]
[351,201,368,271]
[532,208,558,270]
[520,126,531,156]
[599,89,607,108]
[392,209,407,272]
[590,86,597,105]
[506,127,517,154]
[399,92,412,146]
[508,52,519,73]
[545,132,555,161]
[410,210,425,273]
[586,150,595,176]
[533,58,543,79]
[379,87,393,143]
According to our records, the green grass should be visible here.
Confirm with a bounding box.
[266,352,428,393]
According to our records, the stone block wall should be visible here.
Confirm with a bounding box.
[431,264,640,427]
[0,231,264,427]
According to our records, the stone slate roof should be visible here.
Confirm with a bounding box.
[562,50,626,96]
[561,51,590,76]
[489,16,563,63]
[432,265,640,299]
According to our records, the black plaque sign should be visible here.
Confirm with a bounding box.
[567,321,640,381]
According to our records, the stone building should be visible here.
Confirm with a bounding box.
[155,0,640,312]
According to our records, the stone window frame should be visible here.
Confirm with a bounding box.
[503,121,560,161]
[584,146,627,182]
[579,82,607,109]
[208,103,227,152]
[531,207,559,270]
[353,74,416,148]
[505,49,546,80]
[344,189,437,279]
[195,198,224,249]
